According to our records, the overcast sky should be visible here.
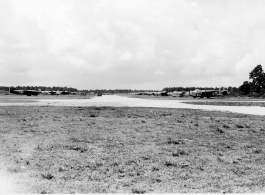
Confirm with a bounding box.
[1,0,265,90]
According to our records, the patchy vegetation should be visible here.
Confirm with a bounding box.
[0,106,265,193]
[184,101,265,107]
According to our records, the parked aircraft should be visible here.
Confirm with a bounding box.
[170,91,187,97]
[23,90,41,96]
[61,91,70,95]
[220,90,228,96]
[41,91,51,95]
[134,91,168,96]
[10,89,41,96]
[50,91,61,95]
[189,89,227,98]
[11,89,24,94]
[159,91,168,96]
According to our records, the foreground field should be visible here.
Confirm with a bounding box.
[0,94,94,103]
[1,106,265,193]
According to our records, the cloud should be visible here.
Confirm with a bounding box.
[154,70,164,75]
[190,2,198,7]
[64,56,87,67]
[1,0,265,89]
[118,51,133,61]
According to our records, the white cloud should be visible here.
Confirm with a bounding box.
[154,70,164,75]
[190,51,208,64]
[0,0,265,89]
[64,56,86,67]
[190,2,198,7]
[118,51,133,61]
[0,39,5,47]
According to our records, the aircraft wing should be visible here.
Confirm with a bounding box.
[23,90,41,96]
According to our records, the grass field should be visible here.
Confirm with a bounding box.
[127,94,265,101]
[184,101,265,107]
[0,105,265,193]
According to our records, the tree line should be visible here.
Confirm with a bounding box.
[88,89,158,94]
[162,86,239,95]
[162,64,265,97]
[238,64,265,97]
[162,87,218,93]
[0,86,78,92]
[0,86,157,94]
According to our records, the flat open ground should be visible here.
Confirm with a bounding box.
[0,95,265,193]
[127,94,265,101]
[184,101,265,107]
[129,95,265,107]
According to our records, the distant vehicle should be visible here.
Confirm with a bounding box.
[190,89,226,99]
[97,93,102,96]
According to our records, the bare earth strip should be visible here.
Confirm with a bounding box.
[0,96,265,193]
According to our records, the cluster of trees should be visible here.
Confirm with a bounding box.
[90,89,158,94]
[0,86,157,94]
[238,64,265,96]
[0,86,78,92]
[226,87,240,96]
[162,65,265,97]
[162,86,242,96]
[162,87,219,93]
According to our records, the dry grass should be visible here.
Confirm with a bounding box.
[0,105,265,193]
[184,101,265,107]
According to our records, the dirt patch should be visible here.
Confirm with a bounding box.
[0,106,265,193]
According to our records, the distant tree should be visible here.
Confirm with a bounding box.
[239,81,252,95]
[249,64,265,94]
[227,86,239,96]
[228,86,233,94]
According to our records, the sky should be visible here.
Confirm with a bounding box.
[1,0,265,90]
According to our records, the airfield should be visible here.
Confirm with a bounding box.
[1,94,265,193]
[1,94,265,115]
